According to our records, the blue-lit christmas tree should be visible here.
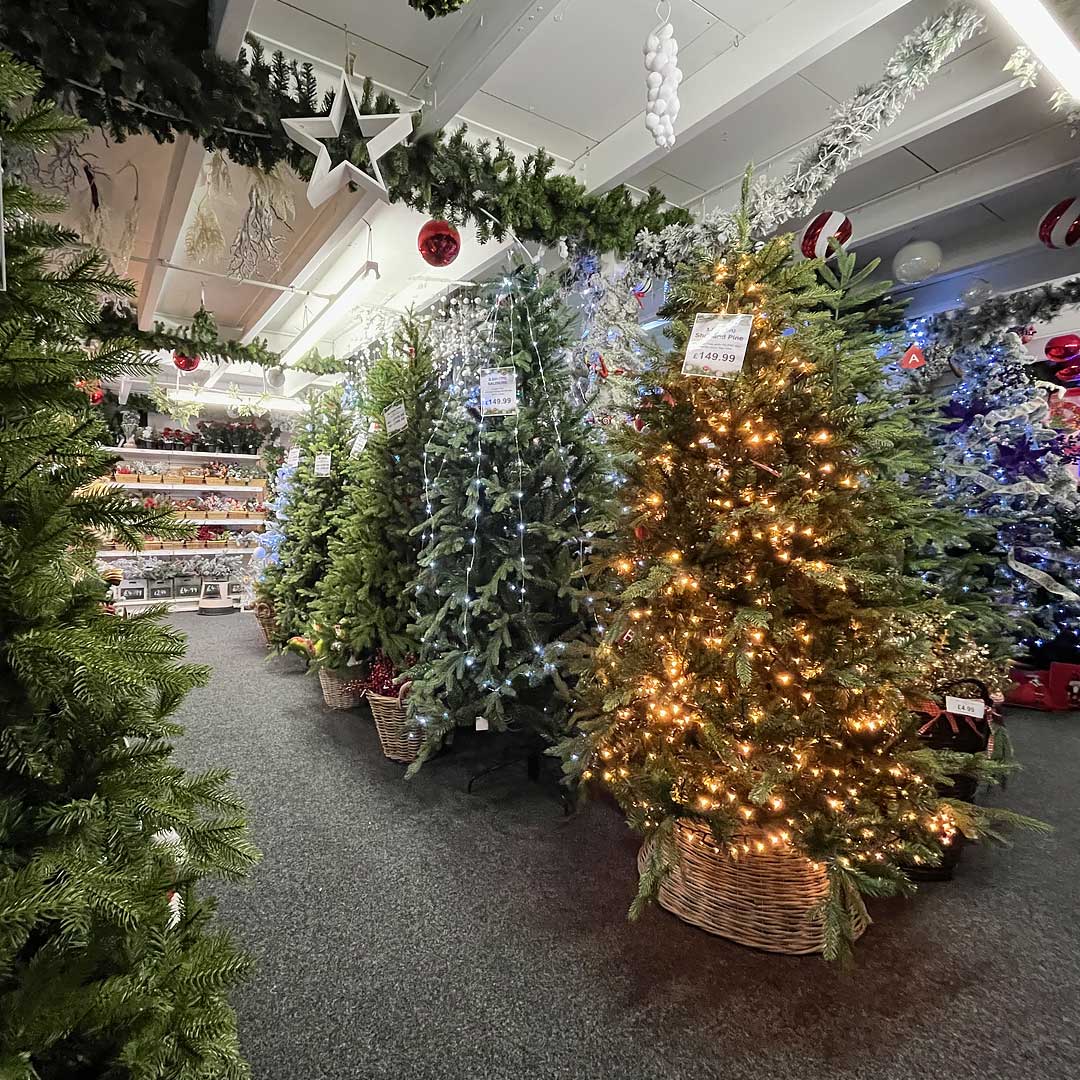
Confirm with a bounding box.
[909,328,1080,667]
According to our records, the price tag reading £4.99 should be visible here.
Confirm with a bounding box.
[480,368,518,417]
[945,695,986,719]
[682,312,755,379]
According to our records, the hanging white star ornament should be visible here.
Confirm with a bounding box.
[281,74,416,209]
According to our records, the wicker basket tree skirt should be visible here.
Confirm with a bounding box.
[366,691,421,763]
[318,667,363,710]
[639,819,867,955]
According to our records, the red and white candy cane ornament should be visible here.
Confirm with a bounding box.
[1038,196,1080,250]
[795,210,853,261]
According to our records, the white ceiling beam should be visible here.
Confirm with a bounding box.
[239,192,379,344]
[137,0,258,330]
[201,362,238,391]
[411,0,561,134]
[282,370,323,398]
[699,76,1025,215]
[577,0,914,194]
[849,123,1075,244]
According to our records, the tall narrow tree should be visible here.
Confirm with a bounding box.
[0,52,258,1076]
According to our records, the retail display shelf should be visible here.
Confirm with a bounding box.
[111,481,262,494]
[97,547,256,558]
[101,446,262,463]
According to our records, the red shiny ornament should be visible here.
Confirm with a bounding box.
[1045,333,1080,363]
[417,219,461,267]
[88,387,104,405]
[634,524,649,541]
[1054,361,1080,384]
[173,352,200,372]
[633,416,646,432]
[796,210,853,261]
[1038,196,1080,249]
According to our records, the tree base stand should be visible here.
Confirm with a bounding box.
[467,746,571,815]
[640,819,867,955]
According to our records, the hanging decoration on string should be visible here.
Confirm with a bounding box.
[644,3,682,149]
[281,72,416,208]
[795,210,852,261]
[186,151,232,265]
[417,219,461,267]
[892,239,943,284]
[1038,195,1080,250]
[1046,333,1080,363]
[173,352,200,372]
[265,366,287,390]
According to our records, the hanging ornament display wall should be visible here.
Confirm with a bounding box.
[417,219,461,266]
[281,73,416,208]
[173,352,200,372]
[794,210,852,261]
[643,5,682,149]
[1038,196,1080,250]
[1045,333,1080,363]
[892,239,943,284]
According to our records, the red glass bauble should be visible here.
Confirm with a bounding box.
[1045,333,1080,363]
[88,387,105,406]
[173,352,200,372]
[1053,361,1080,384]
[634,524,649,541]
[417,219,461,267]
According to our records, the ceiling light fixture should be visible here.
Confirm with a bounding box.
[988,0,1080,99]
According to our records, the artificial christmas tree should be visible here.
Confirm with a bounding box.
[556,221,1041,959]
[259,384,355,642]
[407,266,613,773]
[311,316,439,672]
[914,332,1080,670]
[0,52,258,1076]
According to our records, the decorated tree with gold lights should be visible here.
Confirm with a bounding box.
[557,222,1042,960]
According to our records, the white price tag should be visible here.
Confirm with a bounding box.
[350,431,368,457]
[475,716,490,732]
[314,452,332,477]
[285,446,300,467]
[480,368,518,416]
[682,312,754,379]
[945,696,986,719]
[384,401,408,434]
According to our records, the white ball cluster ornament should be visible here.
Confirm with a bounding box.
[644,17,682,149]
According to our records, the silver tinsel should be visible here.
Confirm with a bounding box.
[634,3,985,278]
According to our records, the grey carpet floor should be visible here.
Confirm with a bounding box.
[170,612,1080,1080]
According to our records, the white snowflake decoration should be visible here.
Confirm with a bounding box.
[644,12,682,149]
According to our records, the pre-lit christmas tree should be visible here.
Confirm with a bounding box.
[312,316,439,669]
[911,330,1080,666]
[557,222,1039,959]
[0,52,257,1075]
[407,266,613,772]
[260,384,355,641]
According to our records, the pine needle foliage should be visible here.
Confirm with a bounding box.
[0,53,258,1076]
[312,316,440,669]
[260,385,354,641]
[554,216,1042,960]
[406,267,614,772]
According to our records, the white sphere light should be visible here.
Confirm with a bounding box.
[644,17,682,149]
[892,239,943,284]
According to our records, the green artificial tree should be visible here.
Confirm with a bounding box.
[312,316,439,671]
[556,220,1044,960]
[260,384,355,643]
[407,266,614,772]
[0,52,258,1076]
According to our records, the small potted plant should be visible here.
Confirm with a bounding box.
[204,461,228,486]
[114,462,138,484]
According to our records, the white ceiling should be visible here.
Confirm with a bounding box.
[63,0,1080,396]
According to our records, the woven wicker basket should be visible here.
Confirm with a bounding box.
[640,819,867,955]
[253,601,279,648]
[367,685,421,763]
[318,667,363,710]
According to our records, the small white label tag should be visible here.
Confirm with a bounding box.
[313,452,332,477]
[350,431,368,457]
[384,401,408,434]
[945,695,986,719]
[480,368,518,416]
[682,312,754,379]
[286,447,300,467]
[475,717,490,732]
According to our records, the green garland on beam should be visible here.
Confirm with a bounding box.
[409,0,471,17]
[0,0,691,253]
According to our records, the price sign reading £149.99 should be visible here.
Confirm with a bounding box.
[682,312,755,379]
[480,369,518,417]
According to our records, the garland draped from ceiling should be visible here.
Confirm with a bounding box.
[0,0,690,253]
